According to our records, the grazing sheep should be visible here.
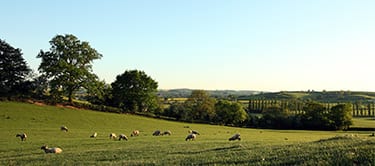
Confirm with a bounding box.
[162,130,172,136]
[188,130,200,135]
[131,130,140,137]
[40,145,62,154]
[229,133,241,141]
[90,132,97,138]
[185,133,197,141]
[16,133,27,141]
[60,126,68,132]
[153,130,161,136]
[109,133,117,139]
[118,134,128,141]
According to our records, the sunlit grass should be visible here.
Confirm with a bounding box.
[0,101,374,165]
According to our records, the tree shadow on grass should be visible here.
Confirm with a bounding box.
[169,145,243,155]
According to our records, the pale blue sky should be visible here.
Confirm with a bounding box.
[1,0,375,91]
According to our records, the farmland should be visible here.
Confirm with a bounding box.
[1,102,374,165]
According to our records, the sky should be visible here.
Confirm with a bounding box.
[1,0,375,92]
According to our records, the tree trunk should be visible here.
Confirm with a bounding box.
[68,91,73,103]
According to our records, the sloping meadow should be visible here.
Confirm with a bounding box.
[1,102,374,165]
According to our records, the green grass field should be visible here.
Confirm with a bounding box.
[1,102,374,165]
[352,117,375,128]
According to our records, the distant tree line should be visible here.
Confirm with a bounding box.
[161,90,248,126]
[248,100,375,117]
[248,102,353,130]
[160,92,353,130]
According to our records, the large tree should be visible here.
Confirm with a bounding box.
[185,90,216,121]
[329,104,353,130]
[214,100,247,126]
[111,70,159,112]
[37,34,102,103]
[0,39,31,96]
[301,102,329,130]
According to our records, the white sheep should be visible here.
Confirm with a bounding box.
[131,130,140,137]
[60,126,68,132]
[229,133,241,141]
[188,130,200,135]
[90,132,97,138]
[185,133,197,141]
[118,134,128,141]
[40,145,62,154]
[109,133,117,139]
[153,130,161,136]
[162,130,172,136]
[16,133,27,141]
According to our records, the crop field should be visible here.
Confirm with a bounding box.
[0,102,374,165]
[352,117,375,127]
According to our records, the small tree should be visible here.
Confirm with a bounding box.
[111,70,159,113]
[37,34,102,103]
[329,104,353,130]
[0,39,31,97]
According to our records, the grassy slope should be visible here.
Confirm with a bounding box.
[0,102,374,165]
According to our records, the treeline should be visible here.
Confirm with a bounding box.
[248,100,375,117]
[248,102,353,130]
[159,92,353,130]
[161,90,248,126]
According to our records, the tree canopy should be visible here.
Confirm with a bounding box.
[329,104,353,130]
[37,34,102,102]
[185,90,216,121]
[111,70,159,112]
[214,100,247,126]
[0,39,31,96]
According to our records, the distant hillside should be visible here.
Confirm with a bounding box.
[245,91,375,102]
[158,89,375,102]
[158,89,260,98]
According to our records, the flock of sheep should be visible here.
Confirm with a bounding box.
[16,125,241,154]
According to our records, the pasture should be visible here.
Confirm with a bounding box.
[0,102,374,165]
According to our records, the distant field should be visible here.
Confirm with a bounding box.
[351,117,375,128]
[0,102,374,165]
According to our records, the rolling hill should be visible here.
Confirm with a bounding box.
[0,101,374,165]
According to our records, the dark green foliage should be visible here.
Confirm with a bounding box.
[163,91,248,126]
[301,102,330,130]
[261,106,291,129]
[85,80,111,105]
[329,104,353,130]
[214,100,247,126]
[163,102,190,121]
[185,90,216,122]
[37,34,102,103]
[254,102,354,130]
[111,70,159,113]
[0,39,31,97]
